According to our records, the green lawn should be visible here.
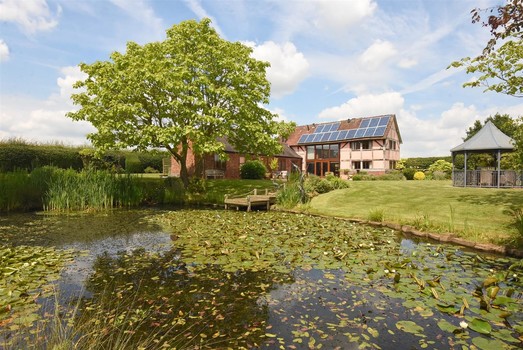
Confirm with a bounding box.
[308,180,523,246]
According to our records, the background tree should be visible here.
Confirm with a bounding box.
[464,113,518,140]
[68,19,294,188]
[450,0,523,97]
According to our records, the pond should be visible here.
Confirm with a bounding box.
[0,209,522,349]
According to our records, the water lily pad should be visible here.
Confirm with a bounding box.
[396,320,424,336]
[469,318,492,335]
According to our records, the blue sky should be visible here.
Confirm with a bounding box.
[1,0,521,157]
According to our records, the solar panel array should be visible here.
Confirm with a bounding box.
[297,115,391,144]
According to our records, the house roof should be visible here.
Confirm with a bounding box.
[218,137,301,159]
[286,114,402,145]
[450,121,514,153]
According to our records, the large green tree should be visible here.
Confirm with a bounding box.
[68,19,294,187]
[450,0,523,97]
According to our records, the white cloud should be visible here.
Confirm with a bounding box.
[0,66,93,145]
[359,40,397,70]
[248,41,310,98]
[0,0,60,34]
[318,92,404,120]
[110,0,164,41]
[273,0,377,41]
[182,0,225,38]
[0,39,9,62]
[55,66,87,104]
[313,0,377,30]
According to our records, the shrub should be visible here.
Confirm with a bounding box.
[402,168,416,180]
[240,160,266,179]
[428,159,452,177]
[413,171,426,180]
[144,166,159,173]
[432,171,448,180]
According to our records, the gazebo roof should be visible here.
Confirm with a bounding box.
[450,121,514,153]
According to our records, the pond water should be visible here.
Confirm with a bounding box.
[0,208,522,349]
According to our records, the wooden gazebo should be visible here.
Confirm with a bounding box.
[450,121,522,188]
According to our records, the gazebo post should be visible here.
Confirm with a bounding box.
[464,152,468,188]
[497,149,501,188]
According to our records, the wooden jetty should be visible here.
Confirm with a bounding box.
[224,189,277,211]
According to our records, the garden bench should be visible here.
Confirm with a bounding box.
[205,169,225,179]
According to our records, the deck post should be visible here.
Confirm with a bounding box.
[254,189,257,196]
[224,194,228,210]
[247,196,251,212]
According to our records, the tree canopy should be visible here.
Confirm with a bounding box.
[464,113,518,141]
[68,18,295,187]
[449,0,523,97]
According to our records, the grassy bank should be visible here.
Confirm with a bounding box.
[308,180,523,246]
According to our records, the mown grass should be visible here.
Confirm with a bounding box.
[308,180,523,246]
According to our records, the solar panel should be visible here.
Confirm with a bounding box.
[360,119,370,128]
[338,130,348,140]
[364,127,376,137]
[355,128,365,138]
[298,134,308,143]
[331,122,341,132]
[369,118,379,127]
[321,132,332,142]
[312,133,322,142]
[347,129,356,139]
[378,116,390,126]
[328,131,339,141]
[374,126,386,137]
[315,125,325,133]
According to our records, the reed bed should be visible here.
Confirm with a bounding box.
[45,169,143,211]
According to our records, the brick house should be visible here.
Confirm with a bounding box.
[170,137,302,179]
[170,114,401,179]
[286,114,402,177]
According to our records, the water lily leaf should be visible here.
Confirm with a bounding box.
[469,318,492,335]
[472,336,508,349]
[437,319,458,333]
[396,320,424,335]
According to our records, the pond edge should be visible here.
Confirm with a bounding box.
[277,209,523,258]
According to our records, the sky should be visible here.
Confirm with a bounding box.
[1,0,522,158]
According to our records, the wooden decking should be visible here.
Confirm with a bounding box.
[224,189,277,211]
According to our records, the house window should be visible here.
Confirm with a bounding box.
[306,146,315,160]
[388,140,396,150]
[214,154,226,170]
[352,161,371,170]
[351,141,371,150]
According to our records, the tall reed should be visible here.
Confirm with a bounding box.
[45,168,143,211]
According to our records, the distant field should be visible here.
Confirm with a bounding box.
[308,180,523,246]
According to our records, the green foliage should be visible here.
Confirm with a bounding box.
[431,171,448,180]
[0,140,83,172]
[352,171,406,181]
[67,18,295,188]
[240,160,267,179]
[304,175,349,195]
[276,182,304,209]
[125,153,142,173]
[143,166,159,173]
[401,157,452,170]
[413,171,426,180]
[451,40,523,97]
[368,208,385,222]
[428,159,452,179]
[402,168,416,180]
[449,0,523,97]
